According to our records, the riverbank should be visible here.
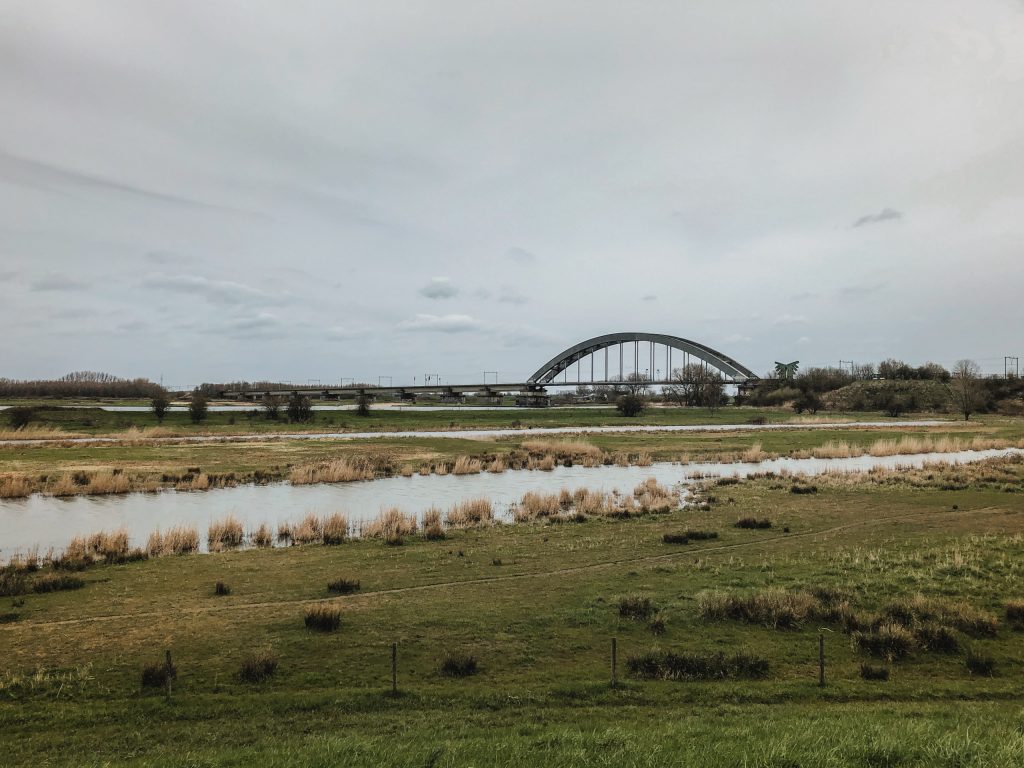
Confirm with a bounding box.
[2,462,1023,766]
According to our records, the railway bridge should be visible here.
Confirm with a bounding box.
[222,332,759,406]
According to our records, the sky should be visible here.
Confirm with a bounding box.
[2,1,1024,388]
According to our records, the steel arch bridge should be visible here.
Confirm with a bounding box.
[528,332,757,386]
[222,331,757,403]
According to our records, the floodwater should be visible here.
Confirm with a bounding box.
[1,447,1017,558]
[0,420,944,447]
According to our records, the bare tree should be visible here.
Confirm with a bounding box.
[151,390,171,423]
[701,370,726,413]
[949,359,983,421]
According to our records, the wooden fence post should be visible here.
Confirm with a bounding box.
[611,637,618,688]
[165,649,173,701]
[818,633,825,688]
[391,642,398,696]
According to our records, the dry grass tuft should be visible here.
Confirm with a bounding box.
[290,458,373,485]
[322,513,349,545]
[452,456,483,475]
[422,508,445,540]
[251,523,274,548]
[0,475,33,499]
[446,498,493,528]
[304,605,341,632]
[365,507,417,545]
[239,650,278,683]
[291,513,324,545]
[207,516,244,551]
[521,439,603,460]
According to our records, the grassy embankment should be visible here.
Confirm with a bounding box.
[2,409,1022,498]
[2,459,1024,765]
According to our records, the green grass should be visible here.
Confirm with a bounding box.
[2,468,1024,765]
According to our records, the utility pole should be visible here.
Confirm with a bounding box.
[1005,357,1019,379]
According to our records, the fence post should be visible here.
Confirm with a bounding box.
[391,642,398,696]
[611,637,618,688]
[818,633,825,687]
[165,649,173,701]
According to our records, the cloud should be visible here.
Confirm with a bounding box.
[0,151,261,217]
[505,247,537,263]
[724,333,752,344]
[773,313,809,326]
[140,273,282,305]
[30,273,91,291]
[326,325,367,341]
[641,294,657,302]
[841,282,885,298]
[789,291,818,301]
[498,286,529,305]
[398,313,482,333]
[797,336,811,344]
[419,276,459,299]
[852,208,902,228]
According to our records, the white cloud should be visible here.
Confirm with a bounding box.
[30,273,91,291]
[419,277,459,300]
[140,274,282,306]
[773,314,809,326]
[498,286,529,305]
[398,313,482,333]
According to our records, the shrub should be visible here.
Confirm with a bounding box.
[859,663,890,681]
[0,568,28,597]
[239,650,278,683]
[913,622,960,653]
[627,651,768,681]
[852,623,915,660]
[965,651,996,676]
[790,484,818,495]
[735,517,772,529]
[439,653,478,677]
[662,533,689,545]
[618,595,654,621]
[32,574,85,593]
[615,393,645,417]
[327,578,360,595]
[1006,599,1024,628]
[304,605,341,632]
[141,658,177,689]
[685,530,718,541]
[214,581,231,596]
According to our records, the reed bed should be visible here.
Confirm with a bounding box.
[289,458,374,485]
[452,456,483,475]
[446,498,493,528]
[486,456,507,473]
[423,507,445,539]
[0,425,76,441]
[741,443,768,463]
[322,513,349,545]
[207,516,244,551]
[251,523,274,548]
[514,479,677,522]
[364,507,417,544]
[291,513,324,545]
[0,475,32,499]
[147,526,200,556]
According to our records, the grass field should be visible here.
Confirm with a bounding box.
[2,457,1024,766]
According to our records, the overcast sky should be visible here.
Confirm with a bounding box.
[3,1,1024,387]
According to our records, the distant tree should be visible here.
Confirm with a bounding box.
[261,394,282,421]
[356,394,372,417]
[286,392,313,423]
[792,390,822,415]
[6,406,34,430]
[701,371,726,413]
[949,359,983,421]
[188,390,208,424]
[624,372,651,396]
[615,393,645,417]
[664,364,706,407]
[151,390,171,423]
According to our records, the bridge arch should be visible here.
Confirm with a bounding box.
[528,332,757,385]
